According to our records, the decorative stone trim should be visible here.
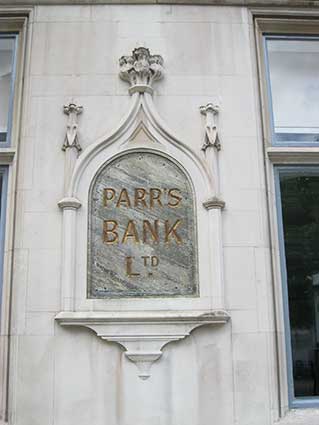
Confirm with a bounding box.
[275,409,319,425]
[119,47,164,95]
[0,148,16,165]
[200,103,221,152]
[56,48,229,381]
[128,84,154,96]
[58,197,82,210]
[62,103,83,153]
[55,310,230,380]
[267,147,319,164]
[2,1,319,5]
[200,102,223,201]
[203,197,225,210]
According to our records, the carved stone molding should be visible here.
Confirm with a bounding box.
[58,197,82,210]
[200,103,220,152]
[55,310,230,380]
[199,102,224,206]
[55,54,229,380]
[267,147,319,164]
[62,103,83,153]
[0,148,16,165]
[119,47,164,95]
[203,197,225,210]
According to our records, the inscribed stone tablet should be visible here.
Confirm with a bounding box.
[88,151,198,298]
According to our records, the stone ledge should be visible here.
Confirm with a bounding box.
[56,310,230,379]
[267,147,319,164]
[0,148,15,165]
[275,409,319,425]
[0,0,319,6]
[55,309,230,323]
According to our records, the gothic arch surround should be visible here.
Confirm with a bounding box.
[56,47,229,379]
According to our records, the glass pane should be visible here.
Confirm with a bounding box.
[0,37,15,144]
[267,38,319,144]
[279,169,319,397]
[0,172,3,312]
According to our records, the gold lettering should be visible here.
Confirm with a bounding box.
[143,220,159,243]
[116,188,131,208]
[165,219,182,244]
[122,220,139,244]
[126,257,140,277]
[151,256,159,267]
[150,188,163,208]
[103,220,118,244]
[134,188,147,208]
[168,188,182,208]
[103,188,116,207]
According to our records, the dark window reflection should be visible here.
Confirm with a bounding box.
[0,174,3,217]
[280,171,319,397]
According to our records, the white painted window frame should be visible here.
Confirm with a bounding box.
[255,14,319,413]
[0,12,30,425]
[263,34,319,147]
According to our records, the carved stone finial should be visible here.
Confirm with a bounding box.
[119,47,164,95]
[200,103,221,152]
[62,103,83,153]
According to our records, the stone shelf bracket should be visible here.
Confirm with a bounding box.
[56,310,230,380]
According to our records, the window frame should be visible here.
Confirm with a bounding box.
[255,18,319,150]
[0,32,18,148]
[264,34,319,147]
[0,14,30,424]
[255,16,319,412]
[0,166,8,312]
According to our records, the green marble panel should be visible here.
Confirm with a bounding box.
[88,151,198,298]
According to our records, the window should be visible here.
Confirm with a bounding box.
[0,34,17,146]
[265,36,319,146]
[0,167,7,313]
[0,33,16,311]
[0,17,27,423]
[276,167,319,404]
[256,18,319,409]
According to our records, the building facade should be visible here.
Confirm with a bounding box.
[0,2,319,424]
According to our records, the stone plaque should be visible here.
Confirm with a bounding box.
[88,151,198,298]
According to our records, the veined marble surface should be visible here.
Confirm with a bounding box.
[88,151,198,298]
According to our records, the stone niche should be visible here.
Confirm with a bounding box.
[88,151,198,299]
[56,47,229,379]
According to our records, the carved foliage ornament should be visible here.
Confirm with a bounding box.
[119,47,164,93]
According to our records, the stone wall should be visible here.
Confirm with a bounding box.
[8,5,278,425]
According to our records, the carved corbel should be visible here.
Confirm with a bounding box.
[62,103,83,153]
[119,47,164,95]
[55,310,230,380]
